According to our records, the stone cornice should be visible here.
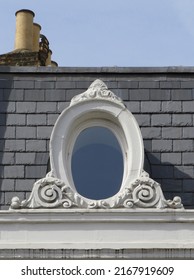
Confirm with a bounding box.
[0,209,193,250]
[2,66,194,74]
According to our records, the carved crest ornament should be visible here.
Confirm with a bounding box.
[10,80,183,210]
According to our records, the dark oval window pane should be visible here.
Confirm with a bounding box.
[71,126,123,200]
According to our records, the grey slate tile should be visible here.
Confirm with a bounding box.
[141,101,161,112]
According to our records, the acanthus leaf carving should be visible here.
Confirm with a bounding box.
[10,171,183,210]
[70,79,125,107]
[10,172,89,210]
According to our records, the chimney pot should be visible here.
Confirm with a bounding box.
[33,23,41,52]
[46,49,52,66]
[14,9,35,51]
[51,60,58,67]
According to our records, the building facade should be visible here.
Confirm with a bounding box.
[1,7,194,260]
[0,66,194,259]
[0,66,194,209]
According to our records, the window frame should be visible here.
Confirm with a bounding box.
[50,91,144,205]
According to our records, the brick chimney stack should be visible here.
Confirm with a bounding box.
[0,9,58,66]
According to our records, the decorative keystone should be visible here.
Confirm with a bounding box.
[70,79,125,107]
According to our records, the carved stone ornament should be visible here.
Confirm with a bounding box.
[10,171,183,210]
[70,79,125,108]
[10,79,183,210]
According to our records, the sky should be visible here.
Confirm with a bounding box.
[1,0,194,67]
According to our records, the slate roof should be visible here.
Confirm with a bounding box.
[0,66,194,209]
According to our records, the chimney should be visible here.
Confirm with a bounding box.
[0,9,59,66]
[46,49,52,66]
[51,61,58,67]
[14,9,35,51]
[33,23,41,52]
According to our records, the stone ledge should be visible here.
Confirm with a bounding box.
[0,209,193,250]
[2,66,194,74]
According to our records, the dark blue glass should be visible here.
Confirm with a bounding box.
[71,126,123,200]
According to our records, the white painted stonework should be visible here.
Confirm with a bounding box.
[10,80,182,210]
[0,79,192,254]
[0,209,193,250]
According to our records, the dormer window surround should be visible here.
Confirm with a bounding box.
[10,79,183,210]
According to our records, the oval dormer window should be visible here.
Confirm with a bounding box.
[71,126,123,200]
[50,79,144,207]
